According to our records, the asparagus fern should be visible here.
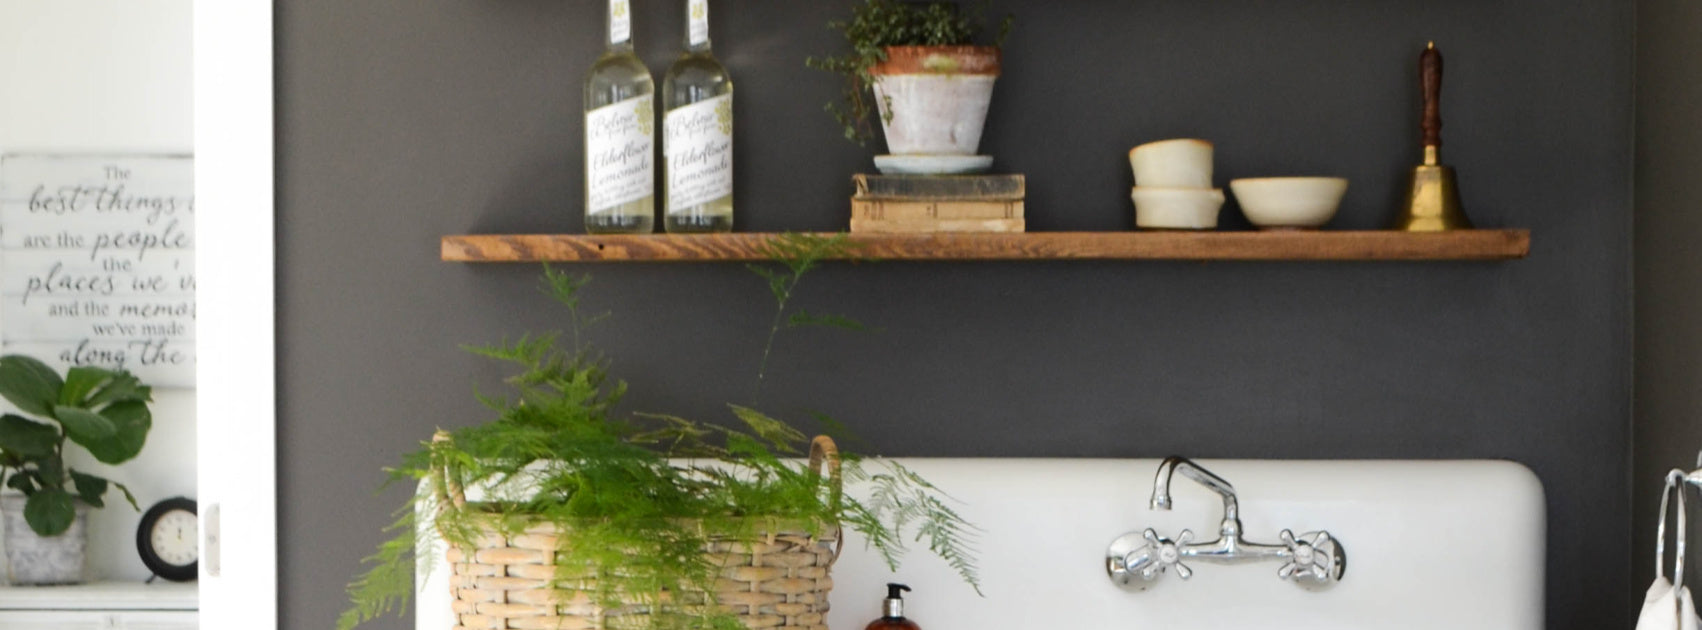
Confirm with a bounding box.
[340,234,978,630]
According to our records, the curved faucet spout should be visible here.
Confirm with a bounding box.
[1151,456,1239,521]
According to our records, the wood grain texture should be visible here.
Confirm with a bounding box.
[1422,43,1444,148]
[441,230,1531,263]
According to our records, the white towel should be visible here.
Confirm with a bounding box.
[1640,578,1678,630]
[1681,586,1699,630]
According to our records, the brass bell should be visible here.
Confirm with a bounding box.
[1395,43,1473,232]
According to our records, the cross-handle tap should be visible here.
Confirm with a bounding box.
[1107,457,1347,592]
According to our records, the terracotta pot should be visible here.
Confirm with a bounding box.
[870,46,1001,156]
[1,495,91,585]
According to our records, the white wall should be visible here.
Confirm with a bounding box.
[0,0,194,582]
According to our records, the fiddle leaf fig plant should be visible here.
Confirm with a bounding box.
[0,356,150,536]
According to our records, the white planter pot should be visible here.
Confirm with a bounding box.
[871,46,1001,156]
[1,495,91,585]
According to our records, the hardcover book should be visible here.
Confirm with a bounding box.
[852,174,1025,201]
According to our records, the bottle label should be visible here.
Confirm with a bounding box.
[586,94,654,215]
[664,93,733,212]
[688,0,709,47]
[609,0,631,45]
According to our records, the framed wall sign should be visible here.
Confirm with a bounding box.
[0,153,196,388]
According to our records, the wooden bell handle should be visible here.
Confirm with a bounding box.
[1421,42,1443,148]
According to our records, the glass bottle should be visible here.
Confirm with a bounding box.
[661,0,734,233]
[584,0,656,234]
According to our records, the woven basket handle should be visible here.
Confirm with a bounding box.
[808,435,843,510]
[432,430,467,510]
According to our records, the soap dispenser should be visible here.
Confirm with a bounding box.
[867,583,919,630]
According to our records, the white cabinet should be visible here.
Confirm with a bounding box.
[118,613,199,630]
[0,611,107,630]
[0,611,197,630]
[0,582,196,630]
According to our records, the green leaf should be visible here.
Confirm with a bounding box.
[85,371,149,407]
[36,454,64,489]
[58,366,114,407]
[55,405,117,443]
[728,406,807,453]
[0,355,63,417]
[540,266,591,310]
[80,401,150,465]
[69,470,107,509]
[5,470,37,494]
[787,309,868,331]
[111,481,139,511]
[24,488,75,537]
[0,414,59,457]
[745,264,790,303]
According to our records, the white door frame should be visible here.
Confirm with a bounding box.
[194,1,277,628]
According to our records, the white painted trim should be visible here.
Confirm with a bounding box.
[194,1,277,628]
[0,581,198,611]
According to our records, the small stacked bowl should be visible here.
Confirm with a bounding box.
[1129,139,1224,229]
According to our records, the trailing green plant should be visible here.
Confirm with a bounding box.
[0,356,151,536]
[807,0,1014,146]
[340,234,978,630]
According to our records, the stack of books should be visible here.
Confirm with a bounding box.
[849,174,1025,233]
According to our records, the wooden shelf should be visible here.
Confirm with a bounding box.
[441,230,1530,263]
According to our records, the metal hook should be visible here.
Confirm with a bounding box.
[1659,468,1688,587]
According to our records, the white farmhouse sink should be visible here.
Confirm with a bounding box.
[417,459,1544,630]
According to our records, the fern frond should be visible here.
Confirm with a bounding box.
[343,266,981,630]
[338,504,420,630]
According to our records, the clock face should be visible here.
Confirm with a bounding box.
[148,509,198,566]
[137,497,198,582]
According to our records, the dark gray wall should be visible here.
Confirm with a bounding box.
[277,2,1633,629]
[1634,0,1702,604]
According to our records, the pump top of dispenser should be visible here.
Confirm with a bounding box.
[883,583,911,618]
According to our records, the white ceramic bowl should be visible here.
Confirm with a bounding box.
[1229,177,1349,229]
[1129,139,1214,188]
[1131,187,1226,230]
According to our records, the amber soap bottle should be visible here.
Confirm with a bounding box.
[866,584,919,630]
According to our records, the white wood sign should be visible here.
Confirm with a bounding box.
[0,154,195,388]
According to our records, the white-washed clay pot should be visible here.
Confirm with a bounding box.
[1,494,91,585]
[871,46,1001,156]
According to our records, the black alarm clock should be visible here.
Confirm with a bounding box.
[136,497,198,582]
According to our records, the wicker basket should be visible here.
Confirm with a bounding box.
[434,435,844,630]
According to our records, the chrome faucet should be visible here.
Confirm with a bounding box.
[1149,456,1237,514]
[1106,457,1346,591]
